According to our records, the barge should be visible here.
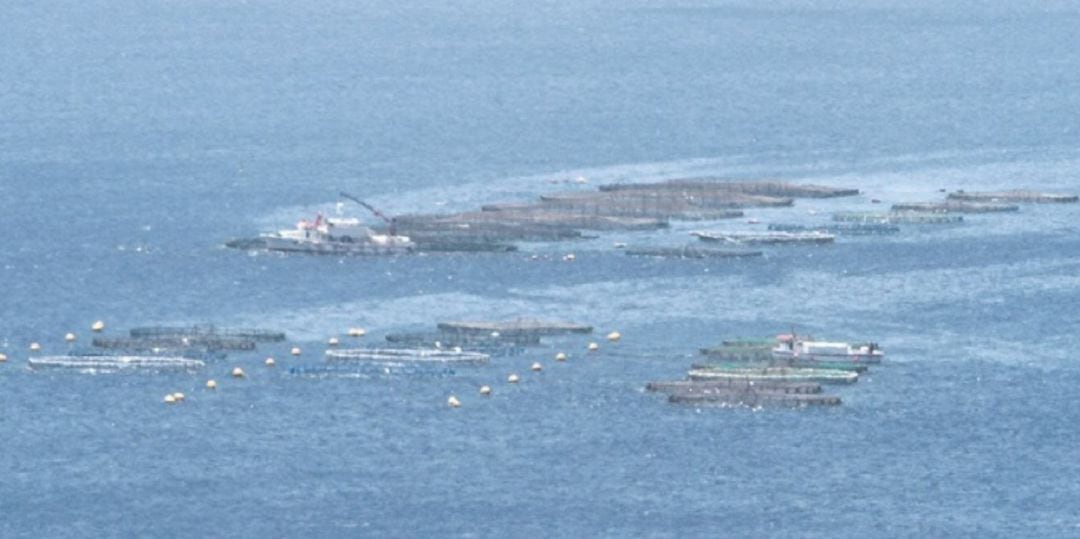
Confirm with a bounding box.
[688,366,859,384]
[947,190,1078,203]
[692,230,835,245]
[624,246,763,259]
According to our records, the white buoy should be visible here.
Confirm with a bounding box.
[563,253,576,261]
[479,385,492,396]
[65,333,77,343]
[531,362,543,372]
[232,367,246,378]
[348,327,366,337]
[29,342,41,352]
[588,342,599,352]
[490,331,500,338]
[555,352,567,362]
[327,337,340,347]
[508,374,520,384]
[0,353,7,362]
[91,320,105,332]
[173,392,185,402]
[164,394,176,404]
[265,357,276,367]
[613,242,626,249]
[206,379,217,390]
[606,331,621,342]
[447,395,461,408]
[291,347,301,356]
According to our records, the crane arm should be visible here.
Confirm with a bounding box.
[339,191,397,235]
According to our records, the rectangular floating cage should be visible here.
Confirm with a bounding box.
[129,325,286,342]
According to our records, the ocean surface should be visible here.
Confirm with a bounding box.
[3,1,1080,536]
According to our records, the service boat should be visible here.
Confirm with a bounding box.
[771,336,884,365]
[227,213,414,256]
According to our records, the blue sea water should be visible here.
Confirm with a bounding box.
[3,1,1080,536]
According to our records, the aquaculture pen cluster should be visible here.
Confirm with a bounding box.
[376,179,862,253]
[8,182,1077,412]
[228,177,1078,264]
[20,323,288,380]
[4,318,626,410]
[646,334,884,408]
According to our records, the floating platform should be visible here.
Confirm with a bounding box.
[29,355,205,371]
[667,392,841,407]
[688,367,859,384]
[473,205,670,231]
[645,379,822,394]
[70,347,226,361]
[391,218,585,242]
[890,201,1019,213]
[692,361,868,374]
[437,320,593,336]
[384,331,541,347]
[947,190,1078,204]
[92,337,257,351]
[600,179,860,198]
[767,223,901,235]
[409,239,519,253]
[288,365,457,377]
[324,348,490,365]
[699,347,774,361]
[832,211,964,224]
[692,230,835,245]
[540,190,793,209]
[129,325,285,342]
[396,210,663,235]
[624,246,763,259]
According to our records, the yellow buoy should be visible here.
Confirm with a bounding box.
[291,347,301,356]
[508,373,520,384]
[531,362,543,372]
[606,331,621,342]
[65,333,77,343]
[555,352,567,362]
[265,357,276,367]
[327,337,340,347]
[479,385,492,396]
[348,327,366,337]
[164,394,176,404]
[91,320,106,332]
[29,342,41,352]
[231,367,246,378]
[447,395,461,408]
[173,392,185,402]
[205,379,217,390]
[588,342,599,352]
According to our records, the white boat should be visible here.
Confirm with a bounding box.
[228,213,414,255]
[771,336,883,364]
